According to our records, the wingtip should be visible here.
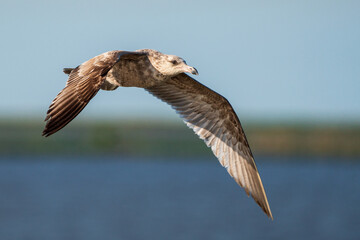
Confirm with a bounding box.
[262,203,273,220]
[43,116,50,137]
[268,211,274,221]
[42,122,53,137]
[262,198,273,220]
[42,130,49,137]
[256,201,272,220]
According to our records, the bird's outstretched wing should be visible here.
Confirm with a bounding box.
[42,51,144,137]
[146,73,273,219]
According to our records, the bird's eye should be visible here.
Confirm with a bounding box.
[171,60,177,65]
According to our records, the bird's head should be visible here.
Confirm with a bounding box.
[144,49,198,77]
[161,54,198,76]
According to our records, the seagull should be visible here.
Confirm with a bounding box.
[43,49,273,219]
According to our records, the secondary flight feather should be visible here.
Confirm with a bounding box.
[43,49,273,219]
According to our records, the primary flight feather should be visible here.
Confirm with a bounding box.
[43,49,273,219]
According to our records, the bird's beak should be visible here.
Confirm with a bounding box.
[184,66,199,75]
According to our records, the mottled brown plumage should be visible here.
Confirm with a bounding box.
[43,49,273,219]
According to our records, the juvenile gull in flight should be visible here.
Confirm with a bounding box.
[43,49,273,219]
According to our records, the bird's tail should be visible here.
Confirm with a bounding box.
[63,68,75,75]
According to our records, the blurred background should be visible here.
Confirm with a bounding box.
[0,0,359,239]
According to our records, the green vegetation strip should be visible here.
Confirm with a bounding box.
[0,119,359,158]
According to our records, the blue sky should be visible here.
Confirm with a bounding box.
[0,0,359,122]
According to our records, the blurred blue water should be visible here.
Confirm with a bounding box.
[0,156,359,240]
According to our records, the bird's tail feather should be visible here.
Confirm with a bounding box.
[63,68,75,75]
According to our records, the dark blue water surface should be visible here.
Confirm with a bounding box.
[0,156,359,240]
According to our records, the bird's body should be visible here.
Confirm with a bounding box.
[43,49,273,219]
[103,49,165,89]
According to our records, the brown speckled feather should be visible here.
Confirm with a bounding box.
[146,73,273,219]
[42,51,144,137]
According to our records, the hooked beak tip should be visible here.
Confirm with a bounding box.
[190,67,198,75]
